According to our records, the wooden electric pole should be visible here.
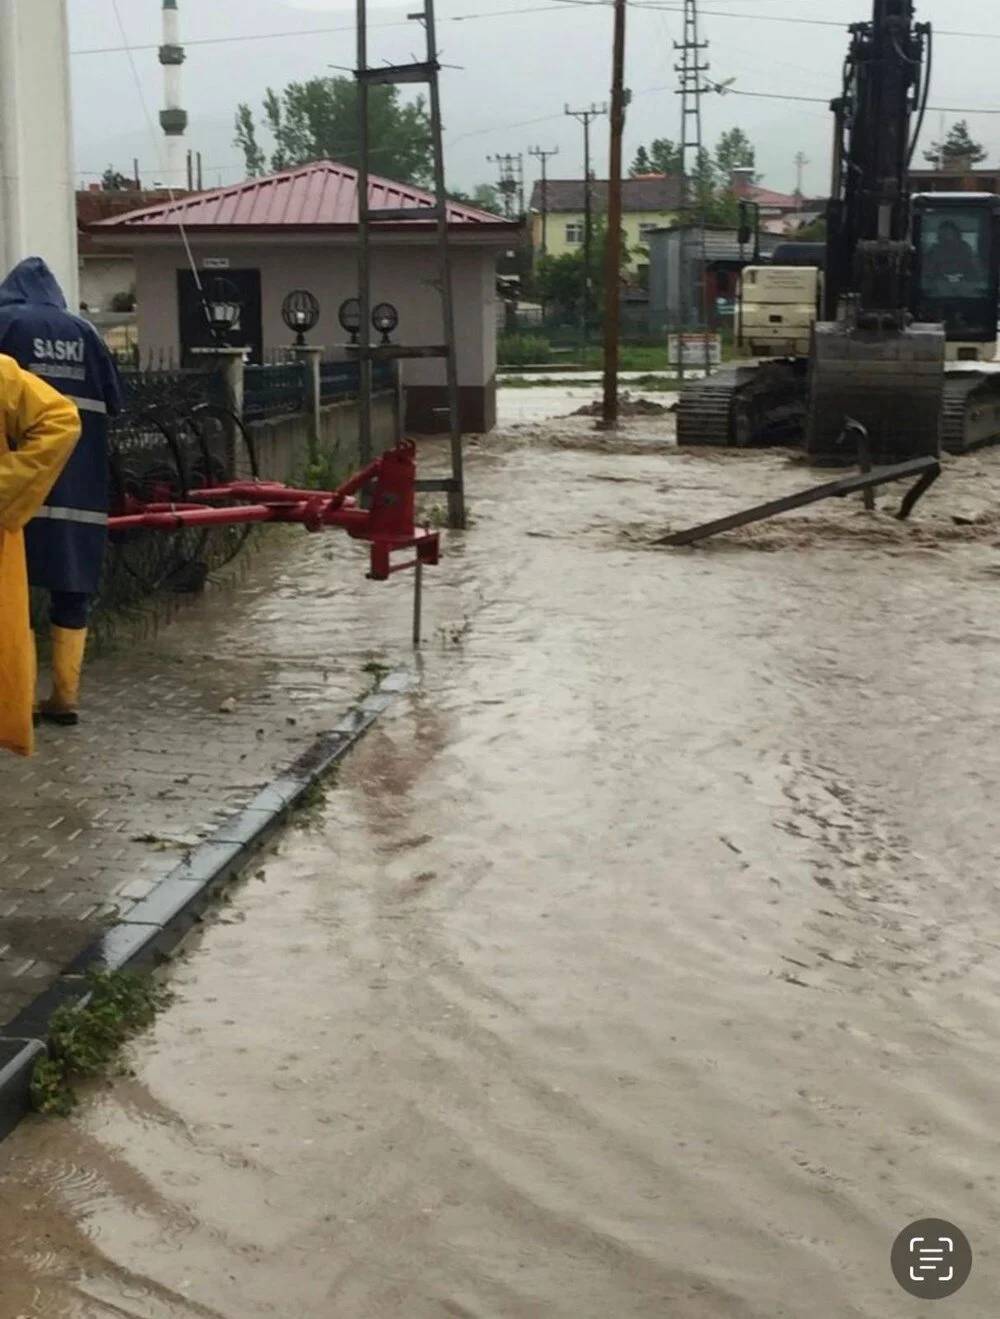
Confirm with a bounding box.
[601,0,627,427]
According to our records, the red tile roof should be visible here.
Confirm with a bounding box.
[731,180,801,210]
[92,160,517,234]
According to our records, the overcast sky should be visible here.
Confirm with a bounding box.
[69,0,1000,198]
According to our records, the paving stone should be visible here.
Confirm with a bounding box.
[0,529,402,1029]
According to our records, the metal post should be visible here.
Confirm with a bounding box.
[356,0,373,468]
[424,0,466,529]
[675,0,710,386]
[413,556,423,648]
[583,113,592,346]
[601,0,627,428]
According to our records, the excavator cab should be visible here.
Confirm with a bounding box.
[911,193,1000,361]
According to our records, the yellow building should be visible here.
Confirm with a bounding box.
[528,175,682,273]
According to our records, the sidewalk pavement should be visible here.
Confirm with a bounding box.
[0,528,422,1028]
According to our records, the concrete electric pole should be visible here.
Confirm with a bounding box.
[794,151,809,202]
[565,103,607,345]
[0,0,78,305]
[528,146,559,256]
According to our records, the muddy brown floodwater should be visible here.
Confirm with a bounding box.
[4,419,1000,1317]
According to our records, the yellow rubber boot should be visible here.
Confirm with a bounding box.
[39,626,87,727]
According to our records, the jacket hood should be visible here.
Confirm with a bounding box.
[0,257,68,311]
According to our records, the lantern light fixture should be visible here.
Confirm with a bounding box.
[282,289,321,346]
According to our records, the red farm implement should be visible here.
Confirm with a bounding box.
[108,436,440,641]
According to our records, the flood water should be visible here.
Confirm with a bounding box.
[4,422,1000,1316]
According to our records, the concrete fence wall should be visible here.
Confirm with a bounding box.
[248,390,398,486]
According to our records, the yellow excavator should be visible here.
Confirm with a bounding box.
[677,0,1000,462]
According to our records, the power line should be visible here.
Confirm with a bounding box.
[70,4,603,56]
[720,86,1000,116]
[449,80,1000,152]
[68,4,1000,57]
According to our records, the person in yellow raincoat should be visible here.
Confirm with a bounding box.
[0,354,81,756]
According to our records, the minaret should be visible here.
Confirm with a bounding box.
[159,0,188,187]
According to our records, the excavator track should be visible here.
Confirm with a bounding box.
[676,360,808,448]
[675,367,743,446]
[941,370,1000,454]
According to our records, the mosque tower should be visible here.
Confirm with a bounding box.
[159,0,188,186]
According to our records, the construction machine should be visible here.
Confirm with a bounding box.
[676,0,1000,461]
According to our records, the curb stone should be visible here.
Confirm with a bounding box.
[0,667,415,1143]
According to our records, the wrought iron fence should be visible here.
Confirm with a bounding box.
[243,361,308,421]
[118,362,229,413]
[319,358,395,405]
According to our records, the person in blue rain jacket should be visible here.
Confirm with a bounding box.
[0,257,122,725]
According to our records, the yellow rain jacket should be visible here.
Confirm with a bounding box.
[0,355,81,755]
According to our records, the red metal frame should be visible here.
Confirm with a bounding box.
[108,439,440,582]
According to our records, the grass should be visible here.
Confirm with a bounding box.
[292,772,337,828]
[499,372,684,391]
[30,970,173,1116]
[499,339,739,377]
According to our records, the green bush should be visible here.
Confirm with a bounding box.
[498,333,553,367]
[30,970,172,1115]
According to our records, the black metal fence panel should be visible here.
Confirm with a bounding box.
[319,359,394,405]
[243,361,308,421]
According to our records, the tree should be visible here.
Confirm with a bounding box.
[714,127,756,182]
[533,218,633,321]
[234,103,267,178]
[449,183,503,214]
[649,138,683,174]
[101,167,134,192]
[234,77,433,186]
[630,145,653,176]
[628,138,683,176]
[924,120,988,170]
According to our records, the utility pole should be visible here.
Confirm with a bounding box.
[566,103,607,346]
[601,0,627,427]
[356,0,466,528]
[528,145,559,255]
[674,0,711,384]
[488,153,524,220]
[794,150,809,204]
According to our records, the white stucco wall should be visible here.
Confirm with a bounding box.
[0,0,78,303]
[80,256,135,312]
[129,238,499,388]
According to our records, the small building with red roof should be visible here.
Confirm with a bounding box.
[90,159,522,433]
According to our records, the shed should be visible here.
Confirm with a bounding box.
[89,160,522,433]
[646,224,784,331]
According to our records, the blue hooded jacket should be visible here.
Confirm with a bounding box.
[0,257,122,595]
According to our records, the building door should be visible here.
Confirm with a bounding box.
[177,268,263,366]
